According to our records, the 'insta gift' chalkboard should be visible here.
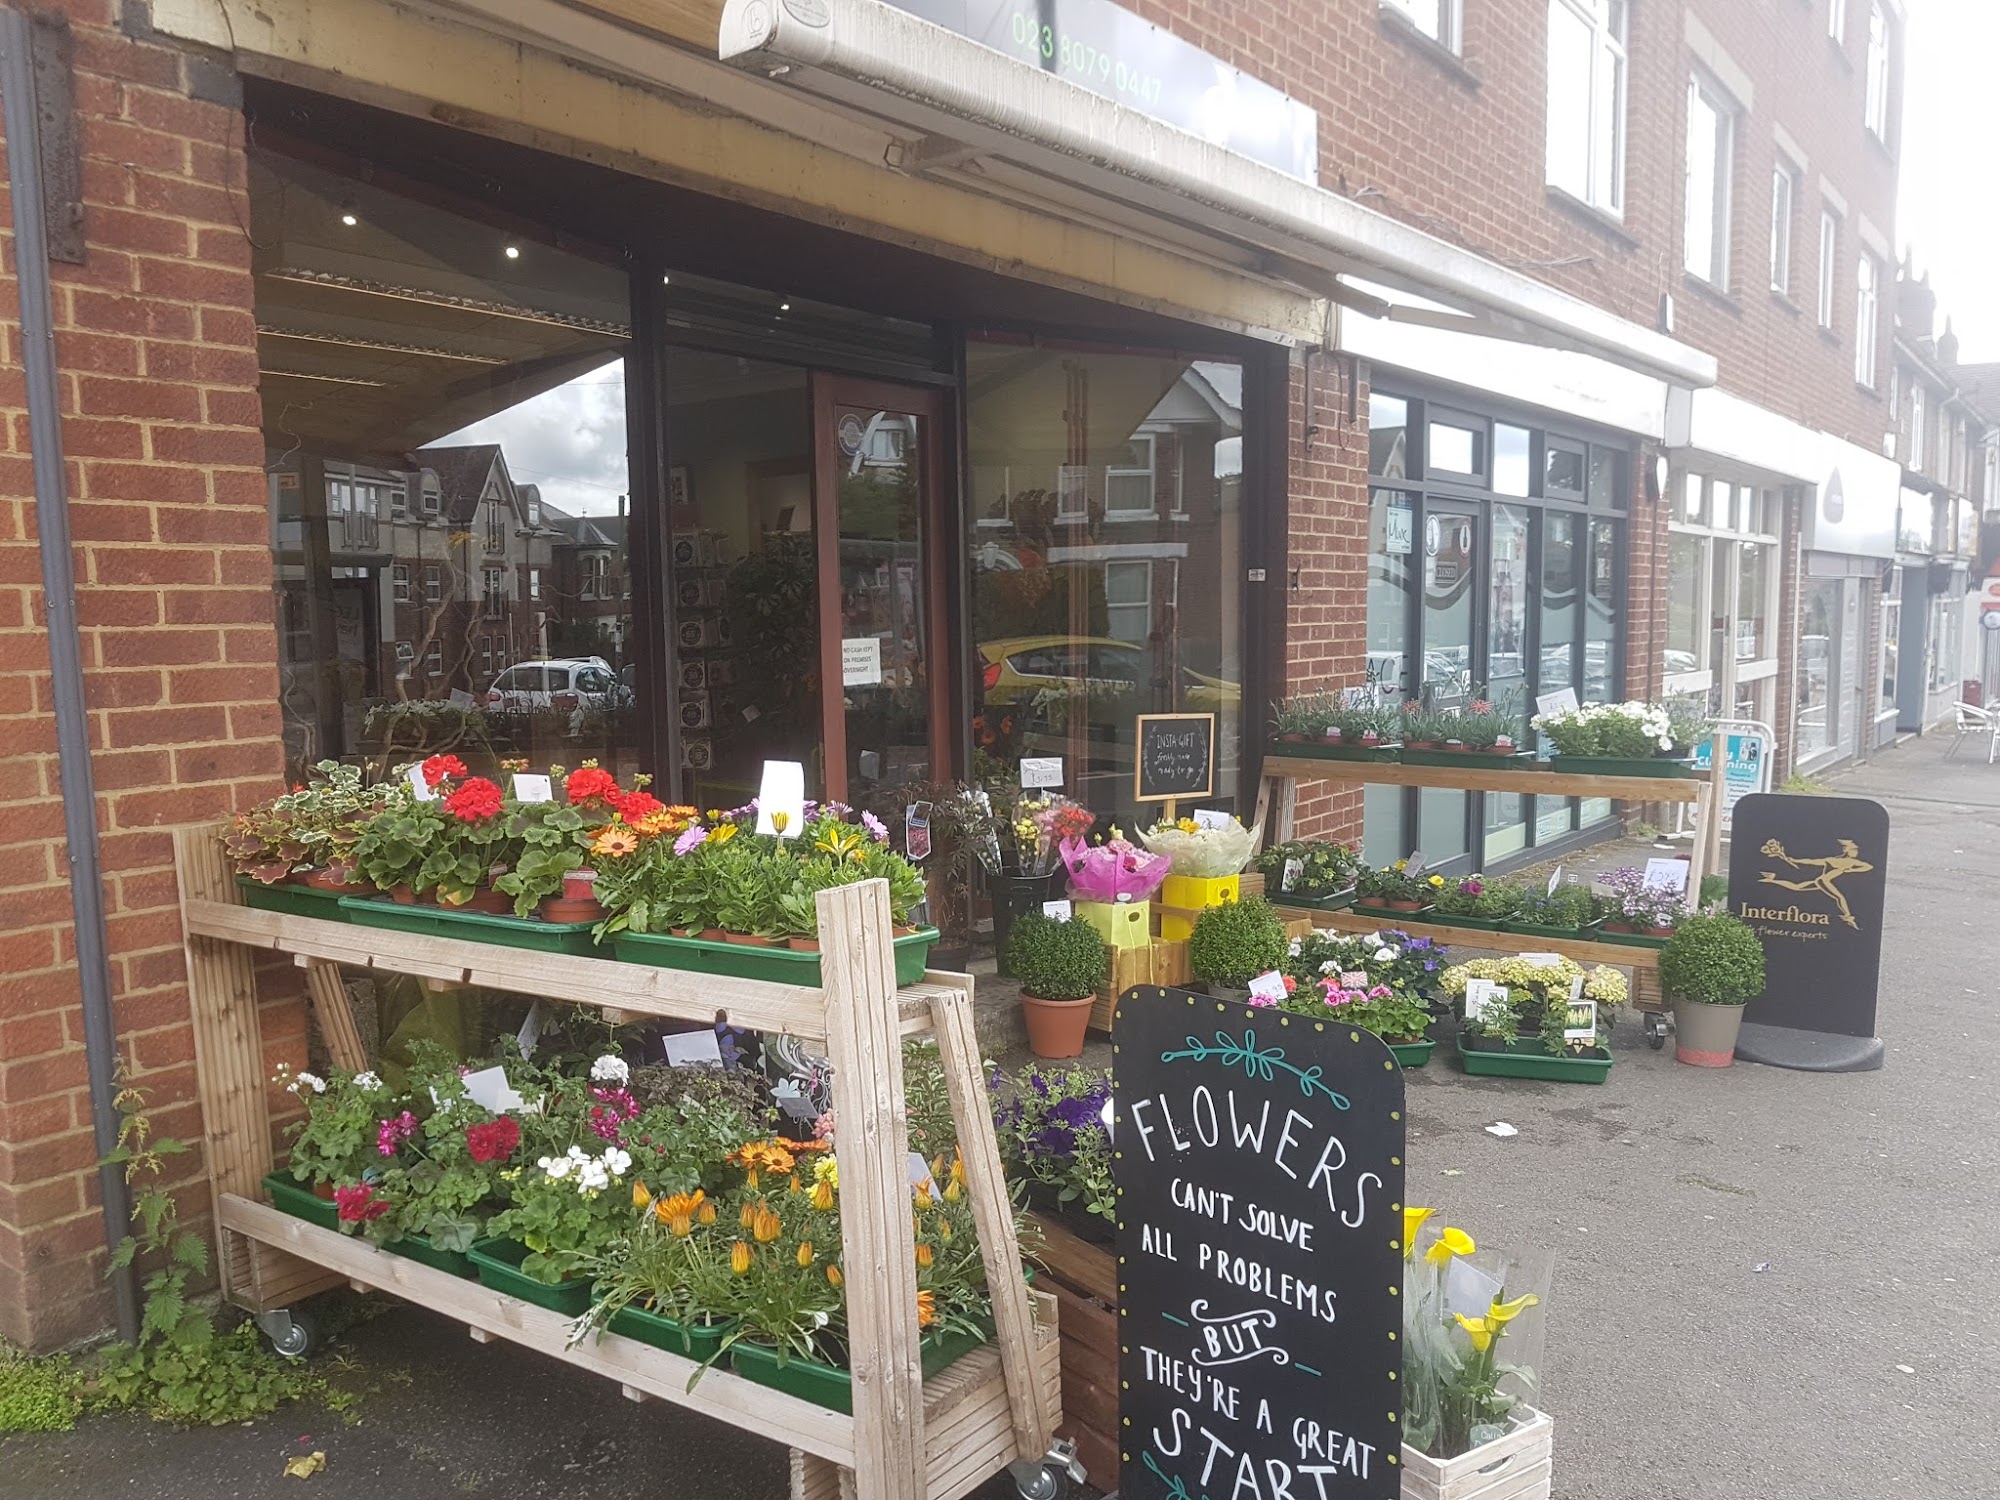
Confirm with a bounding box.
[1115,986,1407,1500]
[1136,713,1216,803]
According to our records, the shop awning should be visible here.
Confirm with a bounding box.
[713,0,1717,389]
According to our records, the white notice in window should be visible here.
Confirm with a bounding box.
[841,637,882,687]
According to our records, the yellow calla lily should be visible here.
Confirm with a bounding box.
[1402,1207,1435,1258]
[1425,1226,1475,1265]
[1487,1293,1540,1326]
[1452,1312,1494,1353]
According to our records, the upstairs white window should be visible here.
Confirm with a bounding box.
[1855,253,1881,387]
[1817,211,1839,329]
[1865,3,1891,141]
[1908,385,1926,473]
[1546,0,1627,215]
[1829,0,1846,45]
[1683,74,1736,287]
[1383,0,1460,52]
[1770,161,1797,295]
[1105,434,1157,518]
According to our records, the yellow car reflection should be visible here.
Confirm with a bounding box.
[978,636,1240,707]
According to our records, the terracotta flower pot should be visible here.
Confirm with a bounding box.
[1673,999,1746,1067]
[538,895,605,924]
[1020,993,1093,1059]
[1443,739,1465,751]
[1278,732,1306,743]
[1603,920,1635,933]
[1405,740,1439,751]
[786,936,821,952]
[458,888,512,915]
[562,868,599,902]
[1386,898,1424,911]
[699,928,728,942]
[1644,925,1676,938]
[390,884,419,906]
[723,931,782,947]
[311,1181,337,1202]
[1360,733,1381,747]
[302,867,350,892]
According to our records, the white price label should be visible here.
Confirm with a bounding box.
[1019,757,1064,789]
[512,773,553,804]
[1464,979,1510,1021]
[1642,857,1690,893]
[1042,899,1074,920]
[1281,857,1304,893]
[1247,970,1290,1003]
[406,763,436,801]
[840,636,882,687]
[663,1030,724,1068]
[1192,808,1235,831]
[1564,999,1600,1040]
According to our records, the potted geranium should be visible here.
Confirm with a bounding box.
[1428,874,1507,930]
[221,761,386,914]
[1353,860,1434,916]
[1008,912,1110,1058]
[269,1063,389,1229]
[1279,928,1446,1064]
[1529,700,1698,776]
[1186,896,1288,1003]
[1441,955,1628,1082]
[1252,838,1361,909]
[1659,914,1766,1067]
[1399,699,1459,750]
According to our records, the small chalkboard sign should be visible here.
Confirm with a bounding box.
[1115,986,1406,1500]
[1135,713,1216,804]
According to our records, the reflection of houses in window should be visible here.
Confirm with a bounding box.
[546,507,631,660]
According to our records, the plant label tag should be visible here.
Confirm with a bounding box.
[909,1153,940,1201]
[1019,756,1063,789]
[406,763,436,801]
[512,773,553,804]
[1340,971,1369,990]
[905,803,932,861]
[742,705,760,722]
[1547,866,1563,896]
[1535,687,1580,718]
[1518,952,1563,969]
[1464,979,1508,1021]
[1404,849,1427,878]
[1192,808,1234,831]
[1564,999,1599,1040]
[448,688,476,709]
[663,1029,724,1068]
[755,761,807,838]
[1444,1257,1506,1321]
[462,1066,527,1115]
[1643,857,1690,893]
[1248,970,1289,1003]
[516,1001,548,1059]
[1281,857,1304,892]
[1042,899,1073,920]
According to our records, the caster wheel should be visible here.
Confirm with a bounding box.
[1013,1465,1069,1500]
[265,1311,317,1360]
[1648,1030,1667,1050]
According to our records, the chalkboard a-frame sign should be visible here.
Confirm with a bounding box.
[1136,713,1217,805]
[1115,986,1407,1500]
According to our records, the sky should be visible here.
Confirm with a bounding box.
[428,357,630,518]
[1898,0,2000,361]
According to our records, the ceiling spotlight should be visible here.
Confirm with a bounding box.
[505,245,521,260]
[661,273,672,285]
[340,212,358,227]
[779,300,792,312]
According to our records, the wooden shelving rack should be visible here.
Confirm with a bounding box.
[173,828,1063,1500]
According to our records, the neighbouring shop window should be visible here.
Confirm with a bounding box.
[1370,394,1411,479]
[1546,0,1628,215]
[251,148,635,783]
[966,341,1244,829]
[1363,487,1417,865]
[1666,473,1780,716]
[1797,579,1838,759]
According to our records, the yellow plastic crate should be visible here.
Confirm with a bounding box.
[1075,900,1152,950]
[1161,874,1239,910]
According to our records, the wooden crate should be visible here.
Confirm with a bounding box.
[1088,940,1193,1033]
[1400,1408,1553,1500]
[1023,1212,1119,1490]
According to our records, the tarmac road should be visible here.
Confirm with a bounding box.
[3,734,1993,1499]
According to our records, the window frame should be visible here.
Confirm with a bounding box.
[1683,71,1737,289]
[1908,383,1926,473]
[1770,158,1797,296]
[1382,0,1461,53]
[485,501,507,554]
[1864,2,1891,141]
[1855,252,1882,388]
[1817,210,1840,330]
[423,564,443,604]
[482,565,506,619]
[1829,0,1846,45]
[1545,0,1628,217]
[1104,431,1158,520]
[1103,558,1154,645]
[393,641,414,679]
[391,563,410,603]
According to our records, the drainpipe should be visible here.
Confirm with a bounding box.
[0,7,139,1343]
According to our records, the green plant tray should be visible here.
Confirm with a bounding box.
[1272,888,1356,911]
[263,1171,338,1232]
[384,1235,477,1279]
[1426,913,1507,931]
[466,1237,594,1314]
[1397,749,1537,767]
[1595,928,1671,949]
[339,896,603,955]
[608,1305,738,1362]
[1457,1035,1613,1084]
[1546,755,1698,778]
[1503,920,1594,939]
[1266,741,1402,762]
[1388,1039,1435,1068]
[238,877,352,921]
[1350,902,1433,923]
[728,1324,989,1415]
[612,927,939,988]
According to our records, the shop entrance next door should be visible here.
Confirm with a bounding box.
[1417,500,1479,869]
[811,374,952,804]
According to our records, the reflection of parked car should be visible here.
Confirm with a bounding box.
[980,635,1240,708]
[485,657,623,719]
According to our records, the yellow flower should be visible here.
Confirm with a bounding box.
[751,1206,784,1244]
[697,1201,717,1225]
[1453,1312,1496,1353]
[938,1219,952,1243]
[1488,1293,1539,1326]
[710,823,739,845]
[590,826,641,859]
[1426,1227,1475,1266]
[1428,873,1445,887]
[730,1241,753,1275]
[915,1242,934,1268]
[1403,1206,1435,1258]
[826,1264,843,1288]
[653,1190,705,1237]
[810,1179,835,1211]
[813,1156,839,1188]
[797,1241,814,1268]
[942,1178,963,1203]
[916,1290,936,1328]
[1454,1295,1538,1354]
[740,1201,758,1230]
[632,1181,652,1211]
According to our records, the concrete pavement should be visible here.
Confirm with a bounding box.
[3,731,1993,1498]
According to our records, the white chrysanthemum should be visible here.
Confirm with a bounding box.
[590,1055,630,1084]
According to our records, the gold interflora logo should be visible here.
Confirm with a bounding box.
[1751,838,1874,930]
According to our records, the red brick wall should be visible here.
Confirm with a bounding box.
[0,6,293,1350]
[1126,0,1898,452]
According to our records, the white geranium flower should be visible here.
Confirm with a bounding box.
[1374,947,1395,964]
[291,1072,326,1095]
[542,1154,572,1180]
[1287,939,1302,958]
[602,1147,632,1177]
[590,1055,630,1084]
[353,1071,382,1091]
[576,1160,610,1194]
[1319,960,1338,976]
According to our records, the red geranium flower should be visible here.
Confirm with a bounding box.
[566,767,619,805]
[422,753,468,789]
[444,777,504,822]
[333,1183,389,1223]
[610,789,664,823]
[466,1116,521,1164]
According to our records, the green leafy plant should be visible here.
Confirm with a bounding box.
[1440,956,1628,1056]
[1399,700,1459,744]
[219,761,385,884]
[96,1087,315,1425]
[1512,882,1594,930]
[1253,839,1361,899]
[493,797,599,917]
[0,1345,80,1432]
[1659,914,1766,1007]
[1007,912,1110,1002]
[280,1064,389,1187]
[1187,896,1288,989]
[1354,861,1430,904]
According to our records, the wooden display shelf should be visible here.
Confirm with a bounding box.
[173,826,1061,1500]
[1273,905,1660,970]
[222,1195,1058,1499]
[1261,753,1706,803]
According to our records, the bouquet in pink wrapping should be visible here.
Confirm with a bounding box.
[1059,834,1171,905]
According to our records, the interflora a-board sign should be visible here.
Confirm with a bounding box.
[1728,793,1889,1072]
[1116,986,1406,1500]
